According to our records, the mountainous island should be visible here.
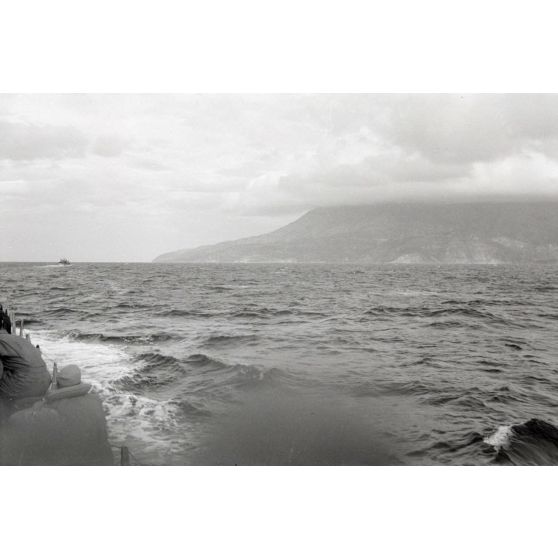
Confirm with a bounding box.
[154,201,558,264]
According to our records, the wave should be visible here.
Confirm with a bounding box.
[46,307,85,316]
[67,331,175,344]
[206,285,236,292]
[364,306,416,317]
[425,320,465,329]
[534,285,557,292]
[363,304,513,326]
[297,310,328,317]
[484,418,558,465]
[157,306,317,321]
[123,350,284,396]
[484,425,514,449]
[114,302,153,310]
[201,334,259,347]
[229,363,280,384]
[39,264,72,268]
[231,307,293,319]
[231,310,265,318]
[156,308,213,318]
[130,350,235,379]
[428,307,510,324]
[172,399,211,417]
[135,352,186,374]
[182,352,279,386]
[114,367,182,391]
[440,298,515,307]
[183,353,227,368]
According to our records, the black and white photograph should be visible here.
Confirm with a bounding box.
[2,93,558,467]
[2,2,558,556]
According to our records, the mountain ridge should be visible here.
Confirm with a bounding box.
[154,201,558,264]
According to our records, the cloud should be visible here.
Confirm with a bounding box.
[0,120,87,160]
[378,95,558,164]
[128,157,170,171]
[2,94,558,261]
[0,179,26,194]
[226,127,473,213]
[92,134,128,157]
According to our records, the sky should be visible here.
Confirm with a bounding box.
[1,94,558,262]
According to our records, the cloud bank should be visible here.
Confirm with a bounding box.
[1,94,558,261]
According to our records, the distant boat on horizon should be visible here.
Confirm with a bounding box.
[58,258,71,266]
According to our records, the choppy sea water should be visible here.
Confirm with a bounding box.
[1,262,558,465]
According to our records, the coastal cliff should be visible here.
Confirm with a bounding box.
[154,201,558,264]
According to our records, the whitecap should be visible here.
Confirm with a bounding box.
[484,425,514,449]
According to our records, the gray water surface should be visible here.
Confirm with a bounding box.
[2,262,557,465]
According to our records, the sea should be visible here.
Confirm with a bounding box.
[1,262,558,466]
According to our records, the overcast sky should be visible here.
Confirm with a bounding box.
[1,94,558,261]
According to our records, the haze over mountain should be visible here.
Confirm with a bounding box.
[4,95,558,262]
[154,201,558,264]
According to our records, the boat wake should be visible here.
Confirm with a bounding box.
[29,329,184,464]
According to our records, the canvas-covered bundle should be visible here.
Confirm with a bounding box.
[0,365,113,465]
[0,333,51,400]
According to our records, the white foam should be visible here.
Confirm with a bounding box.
[37,264,70,268]
[29,328,182,463]
[31,328,132,384]
[484,425,514,449]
